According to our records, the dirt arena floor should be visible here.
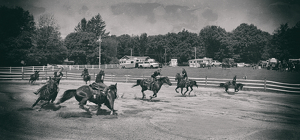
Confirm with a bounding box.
[0,80,300,140]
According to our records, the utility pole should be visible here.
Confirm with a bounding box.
[98,35,102,69]
[164,48,167,64]
[194,47,197,59]
[130,48,133,58]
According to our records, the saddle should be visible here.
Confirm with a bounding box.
[89,83,106,97]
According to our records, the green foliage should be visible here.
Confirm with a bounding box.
[28,14,67,65]
[1,5,298,65]
[64,32,97,64]
[0,6,35,66]
[74,14,110,38]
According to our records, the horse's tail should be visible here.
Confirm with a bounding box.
[132,79,142,88]
[220,83,225,87]
[239,84,244,90]
[56,89,76,105]
[193,81,198,88]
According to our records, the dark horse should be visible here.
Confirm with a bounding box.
[220,81,244,92]
[32,77,59,109]
[29,70,40,84]
[82,74,91,84]
[175,73,198,96]
[56,83,118,115]
[132,76,172,100]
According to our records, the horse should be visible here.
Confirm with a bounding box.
[132,76,172,100]
[175,73,198,96]
[220,81,244,93]
[29,70,40,84]
[82,74,91,84]
[32,77,59,109]
[56,83,118,115]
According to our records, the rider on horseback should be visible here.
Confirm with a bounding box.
[147,69,161,89]
[232,75,237,86]
[81,68,89,77]
[33,67,63,95]
[53,67,64,84]
[79,70,108,109]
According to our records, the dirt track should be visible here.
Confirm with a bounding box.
[0,80,300,140]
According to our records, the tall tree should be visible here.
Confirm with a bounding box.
[29,14,67,65]
[75,14,109,38]
[65,32,97,64]
[199,26,227,60]
[101,37,119,64]
[232,23,271,63]
[0,6,35,66]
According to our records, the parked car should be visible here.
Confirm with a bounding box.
[237,63,245,67]
[244,63,251,67]
[138,61,160,68]
[211,60,222,67]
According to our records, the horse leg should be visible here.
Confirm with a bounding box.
[175,86,179,93]
[141,89,146,99]
[32,97,41,108]
[183,87,189,95]
[189,86,193,96]
[96,104,102,115]
[149,91,157,100]
[180,88,184,95]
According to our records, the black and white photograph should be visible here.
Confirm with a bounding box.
[0,0,300,139]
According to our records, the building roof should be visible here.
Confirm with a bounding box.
[120,55,150,60]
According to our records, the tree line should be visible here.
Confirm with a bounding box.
[1,6,299,66]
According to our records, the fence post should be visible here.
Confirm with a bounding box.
[22,71,24,80]
[43,66,44,71]
[264,78,266,92]
[111,73,113,82]
[65,71,67,80]
[45,71,47,80]
[105,64,107,69]
[10,67,11,73]
[205,76,207,87]
[33,66,34,72]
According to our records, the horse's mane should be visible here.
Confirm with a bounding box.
[108,84,117,99]
[108,84,117,90]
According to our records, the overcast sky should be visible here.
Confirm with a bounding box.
[1,0,300,38]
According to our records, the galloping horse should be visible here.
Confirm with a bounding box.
[82,73,91,84]
[32,77,59,109]
[29,70,40,84]
[132,76,172,100]
[56,83,118,115]
[220,81,244,92]
[175,73,198,96]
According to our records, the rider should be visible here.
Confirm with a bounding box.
[148,69,161,89]
[232,75,237,86]
[53,67,64,84]
[81,68,89,77]
[181,68,188,81]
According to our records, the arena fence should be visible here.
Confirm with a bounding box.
[0,66,299,94]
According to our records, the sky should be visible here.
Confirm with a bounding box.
[1,0,300,38]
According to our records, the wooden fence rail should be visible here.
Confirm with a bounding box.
[0,70,299,94]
